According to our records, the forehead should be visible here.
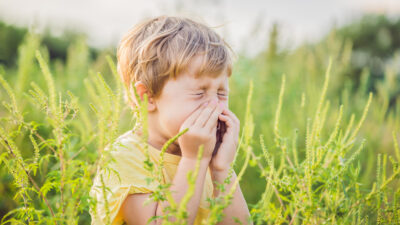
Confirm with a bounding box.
[176,70,229,91]
[177,55,230,90]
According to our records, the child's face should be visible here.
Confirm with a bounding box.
[153,55,230,144]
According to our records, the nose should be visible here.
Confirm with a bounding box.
[206,95,219,105]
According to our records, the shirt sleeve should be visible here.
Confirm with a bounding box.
[89,137,158,225]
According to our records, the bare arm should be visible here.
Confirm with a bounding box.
[121,157,211,225]
[211,169,252,225]
[156,157,210,224]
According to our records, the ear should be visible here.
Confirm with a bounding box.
[132,81,157,112]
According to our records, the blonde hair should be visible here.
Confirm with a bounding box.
[117,15,235,107]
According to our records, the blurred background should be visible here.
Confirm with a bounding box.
[0,0,399,223]
[2,0,400,57]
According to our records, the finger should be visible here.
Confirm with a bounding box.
[211,125,217,135]
[204,102,223,128]
[220,114,240,140]
[194,101,218,127]
[218,114,234,133]
[181,101,209,128]
[222,108,240,125]
[204,104,224,131]
[219,115,239,145]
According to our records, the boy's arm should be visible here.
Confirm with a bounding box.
[211,169,252,225]
[122,156,211,225]
[156,156,211,224]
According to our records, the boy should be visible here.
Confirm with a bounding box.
[89,15,251,225]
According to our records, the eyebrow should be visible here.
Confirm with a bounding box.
[196,84,229,92]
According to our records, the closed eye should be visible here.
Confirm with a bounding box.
[195,93,227,96]
[193,93,228,97]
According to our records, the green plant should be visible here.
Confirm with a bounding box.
[0,27,399,224]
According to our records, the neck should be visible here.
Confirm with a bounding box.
[133,126,182,156]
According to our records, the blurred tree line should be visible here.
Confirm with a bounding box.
[336,14,400,106]
[1,14,399,87]
[0,21,102,68]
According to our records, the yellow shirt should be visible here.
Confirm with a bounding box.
[89,130,214,225]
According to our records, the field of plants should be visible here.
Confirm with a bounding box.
[0,15,399,224]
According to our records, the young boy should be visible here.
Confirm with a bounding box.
[89,15,251,225]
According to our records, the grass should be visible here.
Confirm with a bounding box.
[0,29,399,224]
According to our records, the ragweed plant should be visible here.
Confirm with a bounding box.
[0,35,128,224]
[248,58,400,224]
[0,30,399,225]
[0,50,93,224]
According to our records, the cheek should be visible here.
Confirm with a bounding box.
[164,101,199,130]
[180,102,200,123]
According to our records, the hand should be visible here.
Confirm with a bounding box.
[178,99,224,160]
[210,107,240,172]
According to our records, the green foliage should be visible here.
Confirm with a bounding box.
[0,31,129,224]
[0,21,103,68]
[334,14,400,94]
[0,16,399,224]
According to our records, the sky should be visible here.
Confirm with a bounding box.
[1,0,399,56]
